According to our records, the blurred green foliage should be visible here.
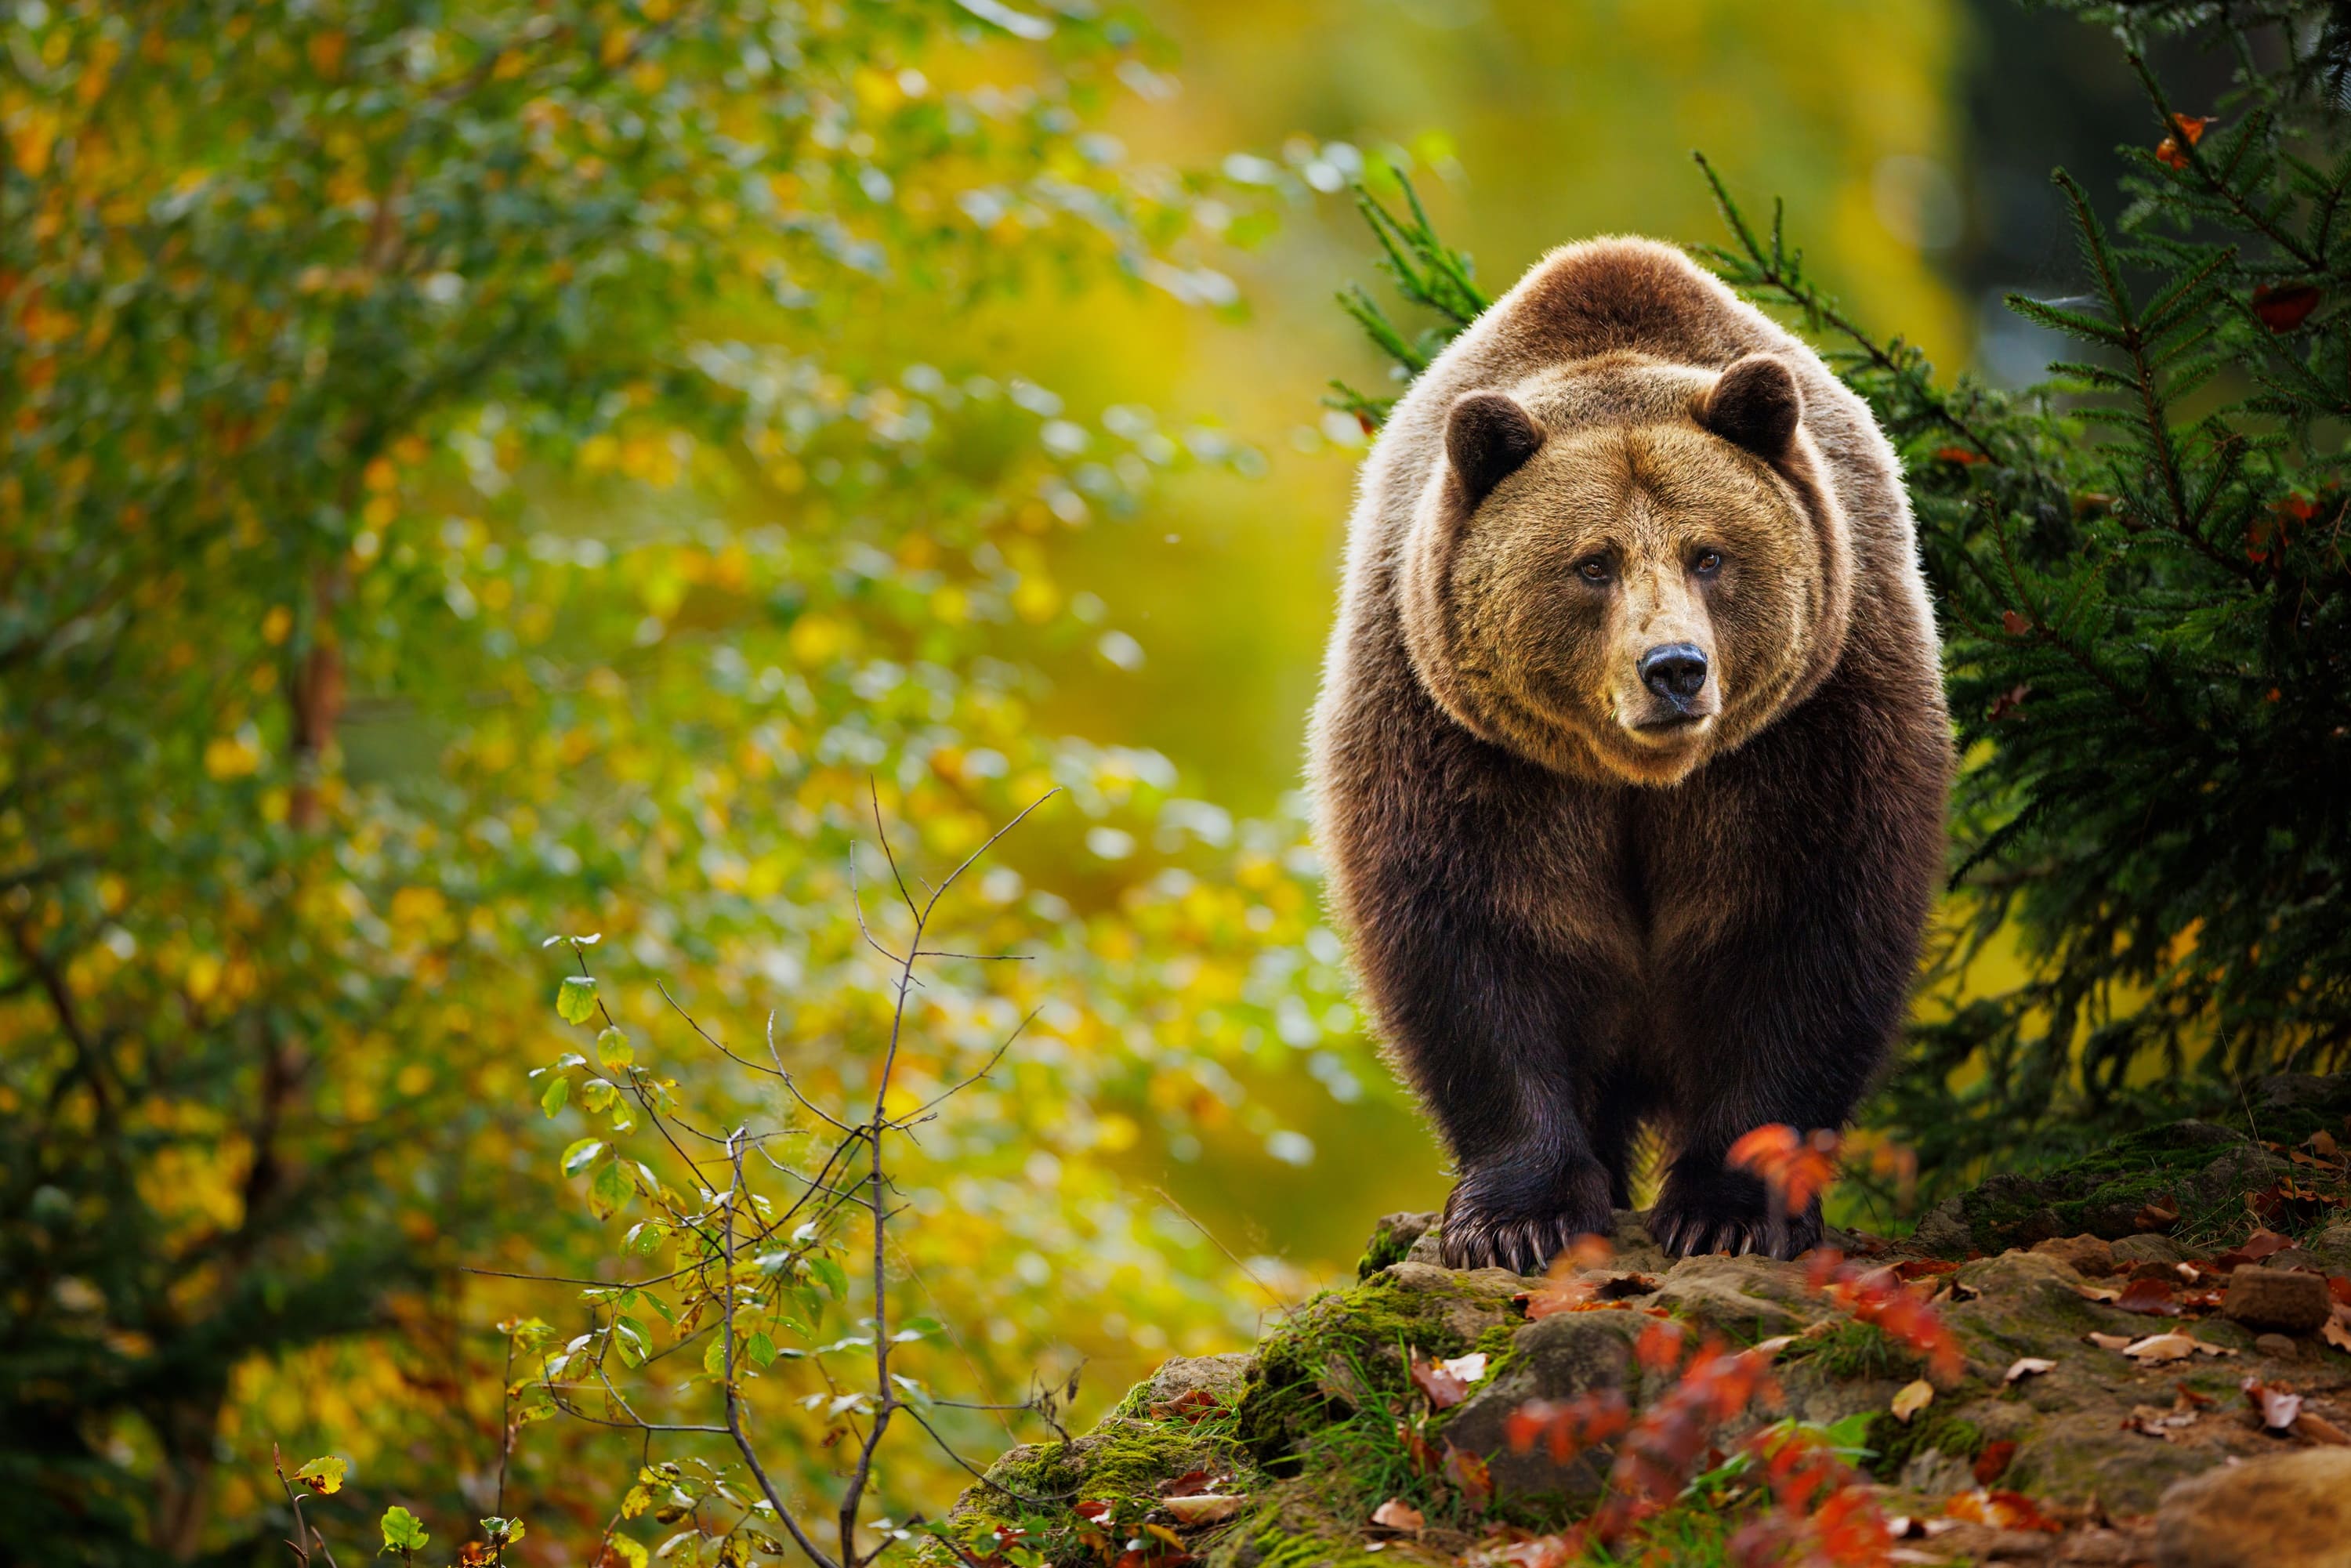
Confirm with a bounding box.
[0,0,1973,1563]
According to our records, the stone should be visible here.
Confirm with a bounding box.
[2110,1233,2186,1266]
[2303,1219,2351,1271]
[1647,1255,1834,1340]
[1910,1196,1972,1258]
[2154,1448,2351,1567]
[1138,1352,1253,1410]
[2222,1266,2333,1334]
[1444,1311,1643,1499]
[2030,1234,2116,1277]
[2254,1332,2301,1360]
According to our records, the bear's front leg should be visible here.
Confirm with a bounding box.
[1349,875,1625,1276]
[1649,880,1915,1261]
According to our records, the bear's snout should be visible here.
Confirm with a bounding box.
[1637,642,1709,714]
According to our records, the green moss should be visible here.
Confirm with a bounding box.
[1860,1410,1983,1483]
[1780,1320,1922,1382]
[1355,1216,1422,1280]
[1235,1274,1507,1462]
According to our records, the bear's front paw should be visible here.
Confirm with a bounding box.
[1438,1160,1612,1274]
[1649,1170,1822,1261]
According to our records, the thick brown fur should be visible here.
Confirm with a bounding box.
[1310,238,1951,1272]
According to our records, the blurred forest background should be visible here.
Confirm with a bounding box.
[0,0,2255,1563]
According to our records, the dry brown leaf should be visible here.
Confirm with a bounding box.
[2085,1332,2135,1351]
[2071,1282,2122,1303]
[1163,1495,1246,1526]
[1369,1500,1423,1534]
[2295,1411,2351,1446]
[1751,1334,1798,1358]
[2004,1356,2057,1385]
[2323,1317,2351,1353]
[1892,1378,1936,1422]
[2123,1333,2197,1363]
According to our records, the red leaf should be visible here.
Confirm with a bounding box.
[2155,114,2212,170]
[2254,283,2323,331]
[1442,1443,1493,1510]
[2114,1276,2183,1316]
[1972,1439,2017,1484]
[1989,682,2030,721]
[1934,445,1989,465]
[2001,610,2032,636]
[1074,1501,1114,1523]
[1409,1356,1469,1411]
[2215,1229,2297,1271]
[2133,1193,2181,1230]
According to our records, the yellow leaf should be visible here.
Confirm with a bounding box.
[1890,1378,1934,1422]
[294,1456,346,1495]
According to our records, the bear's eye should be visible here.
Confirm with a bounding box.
[1575,556,1610,584]
[1692,550,1723,577]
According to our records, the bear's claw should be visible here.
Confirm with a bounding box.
[1649,1190,1821,1262]
[1438,1161,1614,1274]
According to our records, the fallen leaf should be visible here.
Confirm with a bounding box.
[2244,1377,2303,1432]
[2085,1332,2135,1351]
[2175,1384,2215,1408]
[1439,1353,1490,1385]
[1944,1488,2062,1533]
[2327,1276,2351,1307]
[2004,1357,2057,1385]
[2123,1334,2198,1363]
[1751,1334,1797,1358]
[1972,1439,2017,1484]
[2071,1282,2122,1304]
[2134,1193,2182,1231]
[2324,1317,2351,1353]
[1163,1495,1246,1526]
[1892,1379,1935,1422]
[1157,1471,1217,1499]
[1369,1500,1423,1534]
[2215,1229,2297,1271]
[2191,1338,2241,1357]
[2126,1403,2198,1440]
[1074,1501,1114,1523]
[2296,1411,2351,1446]
[2115,1276,2183,1316]
[1409,1357,1469,1411]
[1441,1444,1493,1510]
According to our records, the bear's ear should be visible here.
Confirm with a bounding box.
[1445,391,1544,507]
[1700,353,1802,459]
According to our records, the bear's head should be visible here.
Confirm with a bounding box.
[1396,352,1854,787]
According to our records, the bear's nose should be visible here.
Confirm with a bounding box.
[1638,643,1708,710]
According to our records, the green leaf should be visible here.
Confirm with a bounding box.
[379,1506,429,1553]
[589,1157,632,1218]
[293,1456,347,1495]
[746,1331,777,1367]
[596,1026,632,1066]
[580,1077,618,1114]
[556,975,599,1024]
[808,1256,848,1299]
[612,1316,649,1367]
[561,1138,605,1176]
[540,1076,571,1118]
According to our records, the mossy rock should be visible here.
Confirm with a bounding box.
[1357,1212,1436,1280]
[1235,1266,1523,1464]
[1909,1120,2295,1255]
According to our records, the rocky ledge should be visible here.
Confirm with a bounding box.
[939,1084,2351,1567]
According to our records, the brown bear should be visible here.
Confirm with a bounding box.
[1310,237,1951,1272]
